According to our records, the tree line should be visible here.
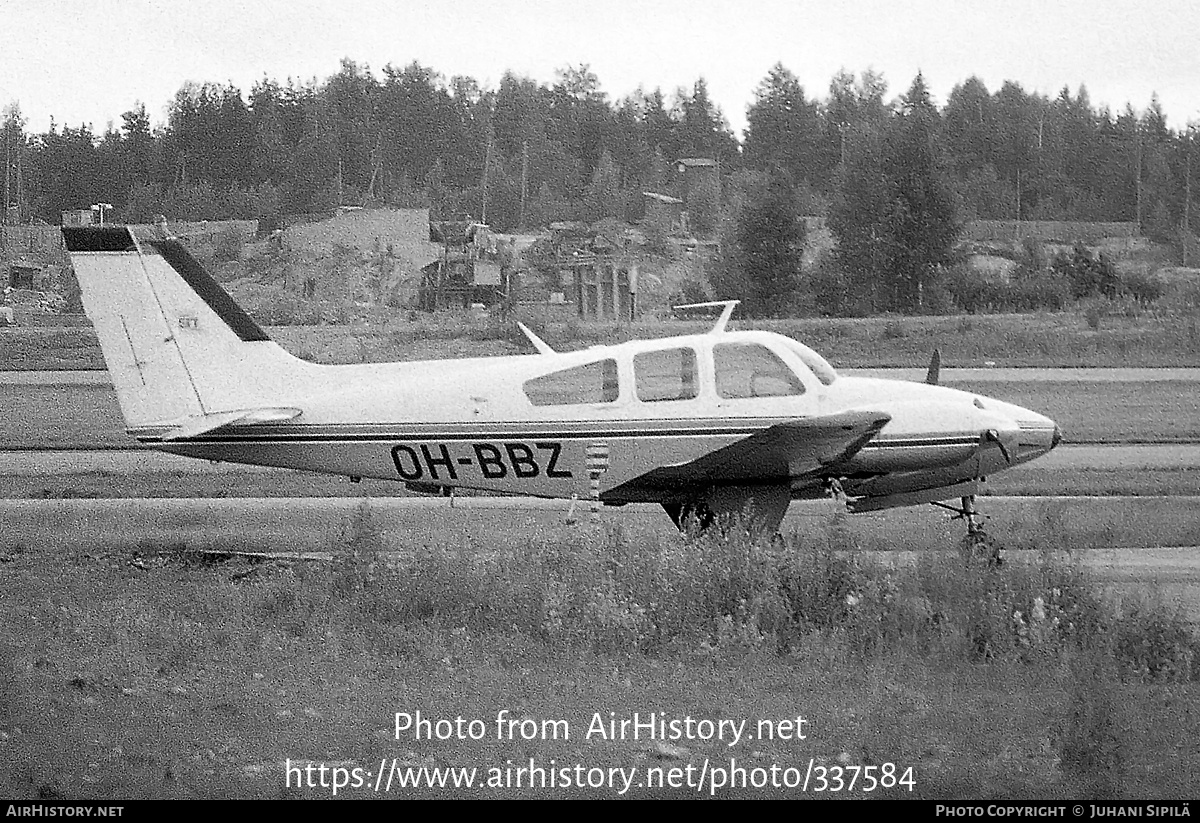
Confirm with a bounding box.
[3,59,1196,235]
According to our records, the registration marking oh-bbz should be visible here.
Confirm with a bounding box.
[390,441,573,483]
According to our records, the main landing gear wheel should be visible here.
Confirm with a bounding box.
[933,494,1006,568]
[959,529,1004,568]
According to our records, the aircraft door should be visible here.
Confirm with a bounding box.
[711,342,818,417]
[633,347,699,405]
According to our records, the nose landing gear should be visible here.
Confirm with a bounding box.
[932,494,1005,567]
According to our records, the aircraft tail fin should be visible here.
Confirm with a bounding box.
[63,226,313,431]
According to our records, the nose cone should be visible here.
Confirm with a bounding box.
[974,395,1059,466]
[1013,414,1060,464]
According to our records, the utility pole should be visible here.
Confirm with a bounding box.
[480,129,493,224]
[1186,126,1195,266]
[518,140,529,231]
[1015,168,1022,227]
[1,124,7,251]
[363,132,383,206]
[1135,126,1143,233]
[2,119,17,227]
[3,124,9,226]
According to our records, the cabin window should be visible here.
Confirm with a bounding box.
[786,341,839,386]
[714,343,805,399]
[524,359,619,406]
[635,347,698,402]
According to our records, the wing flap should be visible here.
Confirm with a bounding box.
[607,410,890,497]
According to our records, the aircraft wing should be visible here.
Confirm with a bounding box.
[606,410,890,498]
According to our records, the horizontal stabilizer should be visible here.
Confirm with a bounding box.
[161,407,302,441]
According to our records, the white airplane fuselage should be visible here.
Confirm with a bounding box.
[134,331,1058,506]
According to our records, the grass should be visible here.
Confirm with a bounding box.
[1,503,1197,798]
[241,309,1200,368]
[986,467,1200,497]
[4,308,1200,370]
[945,380,1200,443]
[0,328,107,370]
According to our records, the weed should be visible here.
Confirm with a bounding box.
[1110,599,1197,683]
[266,513,1199,683]
[332,499,384,600]
[1059,649,1125,798]
[11,510,1200,799]
[212,226,245,264]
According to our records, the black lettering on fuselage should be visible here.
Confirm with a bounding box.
[505,443,539,478]
[473,443,507,479]
[391,445,423,481]
[421,443,458,481]
[537,442,572,478]
[392,440,571,484]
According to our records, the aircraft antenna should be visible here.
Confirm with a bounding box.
[672,299,739,334]
[925,348,942,385]
[517,321,556,354]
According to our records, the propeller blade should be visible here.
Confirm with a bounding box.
[984,429,1013,464]
[925,348,941,385]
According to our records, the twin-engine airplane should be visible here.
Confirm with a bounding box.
[63,225,1060,540]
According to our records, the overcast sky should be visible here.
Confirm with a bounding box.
[3,0,1199,138]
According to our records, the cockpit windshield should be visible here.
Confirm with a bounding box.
[785,340,839,386]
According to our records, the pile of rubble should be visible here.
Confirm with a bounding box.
[1,286,67,325]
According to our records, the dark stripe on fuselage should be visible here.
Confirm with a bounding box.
[130,424,980,449]
[145,239,271,342]
[859,437,981,449]
[138,429,767,444]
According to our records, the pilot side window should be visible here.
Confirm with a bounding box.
[635,347,698,402]
[714,343,804,399]
[524,359,619,406]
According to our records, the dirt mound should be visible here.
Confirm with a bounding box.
[1156,266,1200,284]
[283,208,439,269]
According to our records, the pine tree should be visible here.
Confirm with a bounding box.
[582,149,622,223]
[744,64,822,187]
[711,174,806,317]
[883,73,960,312]
[829,125,892,313]
[829,74,960,313]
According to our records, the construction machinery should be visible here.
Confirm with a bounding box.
[418,216,507,311]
